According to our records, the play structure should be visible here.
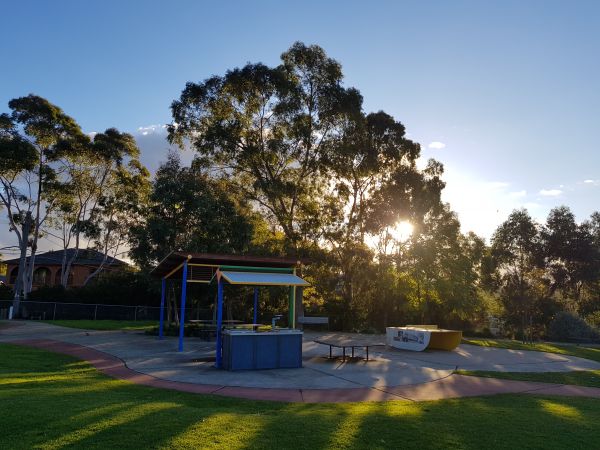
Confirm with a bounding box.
[386,325,462,351]
[151,252,309,369]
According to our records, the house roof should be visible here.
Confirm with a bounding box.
[2,249,128,268]
[150,251,307,279]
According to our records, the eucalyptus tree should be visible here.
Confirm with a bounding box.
[491,208,542,339]
[169,42,363,255]
[49,128,149,286]
[320,110,446,326]
[542,206,599,308]
[0,95,87,309]
[129,152,255,270]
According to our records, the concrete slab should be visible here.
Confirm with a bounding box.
[3,321,600,403]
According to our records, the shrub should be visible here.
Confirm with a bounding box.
[547,311,599,341]
[28,285,68,301]
[0,284,13,300]
[585,311,600,330]
[25,271,160,306]
[463,327,495,338]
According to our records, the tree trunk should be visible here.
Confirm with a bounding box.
[11,212,32,317]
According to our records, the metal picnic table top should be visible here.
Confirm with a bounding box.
[314,337,386,361]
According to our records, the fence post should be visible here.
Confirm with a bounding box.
[134,306,138,321]
[94,304,98,320]
[53,302,57,320]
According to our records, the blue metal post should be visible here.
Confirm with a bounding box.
[253,287,258,324]
[215,278,224,368]
[178,261,188,352]
[159,278,166,340]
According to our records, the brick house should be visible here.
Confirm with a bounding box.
[4,249,129,289]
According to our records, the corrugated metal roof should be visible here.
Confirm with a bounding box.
[220,271,310,286]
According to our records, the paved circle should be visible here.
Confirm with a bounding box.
[2,321,600,402]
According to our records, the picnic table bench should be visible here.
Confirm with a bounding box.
[314,337,385,361]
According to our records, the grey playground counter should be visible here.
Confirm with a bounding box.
[222,329,303,370]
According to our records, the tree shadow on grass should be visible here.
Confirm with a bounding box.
[3,344,600,450]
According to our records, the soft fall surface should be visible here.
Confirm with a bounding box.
[2,343,600,450]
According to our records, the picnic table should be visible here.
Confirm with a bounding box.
[314,337,385,362]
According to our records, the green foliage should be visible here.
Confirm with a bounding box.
[27,271,160,306]
[128,152,259,269]
[542,206,600,308]
[1,95,90,300]
[165,43,495,331]
[0,283,13,300]
[490,209,543,336]
[547,311,599,342]
[170,43,364,253]
[586,311,600,329]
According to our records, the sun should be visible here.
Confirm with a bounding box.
[388,221,413,242]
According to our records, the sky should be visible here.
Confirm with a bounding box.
[1,0,599,255]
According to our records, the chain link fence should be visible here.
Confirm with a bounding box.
[0,300,210,322]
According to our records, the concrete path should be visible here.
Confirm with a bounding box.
[2,321,600,403]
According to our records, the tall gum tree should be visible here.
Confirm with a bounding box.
[48,128,149,286]
[0,95,86,311]
[169,42,363,255]
[491,208,543,339]
[169,43,448,327]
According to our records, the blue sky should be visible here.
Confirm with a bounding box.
[1,0,599,247]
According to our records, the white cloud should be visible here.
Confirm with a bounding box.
[539,189,563,197]
[137,124,167,136]
[133,125,194,174]
[583,179,599,185]
[428,141,446,150]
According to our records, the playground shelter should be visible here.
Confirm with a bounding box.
[150,252,309,368]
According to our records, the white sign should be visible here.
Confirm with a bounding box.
[386,327,431,352]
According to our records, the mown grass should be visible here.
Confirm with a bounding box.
[463,338,600,363]
[2,343,600,449]
[42,320,157,331]
[461,338,600,388]
[457,369,600,388]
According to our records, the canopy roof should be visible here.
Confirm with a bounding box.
[219,271,309,286]
[151,251,306,279]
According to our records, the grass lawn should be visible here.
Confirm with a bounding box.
[456,369,600,388]
[2,344,600,449]
[461,338,600,388]
[463,338,600,363]
[42,320,158,331]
